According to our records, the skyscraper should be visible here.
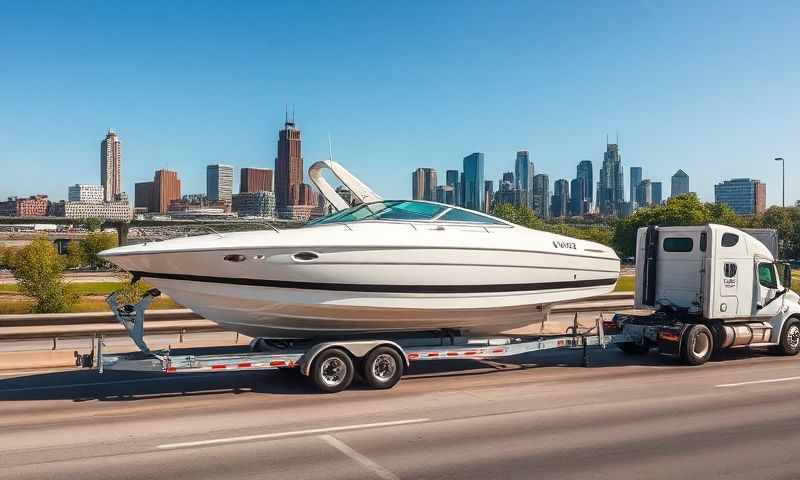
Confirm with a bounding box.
[240,168,273,193]
[446,170,460,206]
[576,160,593,208]
[436,185,455,205]
[630,166,642,208]
[671,169,690,197]
[515,151,533,208]
[206,164,234,203]
[570,177,587,216]
[275,115,303,208]
[153,169,181,214]
[411,168,437,201]
[533,174,550,218]
[100,129,122,202]
[597,143,624,216]
[652,182,663,205]
[636,179,652,207]
[483,180,494,213]
[502,171,514,184]
[551,179,570,217]
[463,153,484,212]
[714,178,766,215]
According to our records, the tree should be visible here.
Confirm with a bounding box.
[0,246,19,270]
[79,232,117,269]
[83,218,103,232]
[12,237,77,313]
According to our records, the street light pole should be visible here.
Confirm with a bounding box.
[775,157,785,208]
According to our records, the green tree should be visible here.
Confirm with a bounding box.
[83,218,103,232]
[0,246,19,270]
[79,232,118,269]
[12,237,77,313]
[65,240,84,269]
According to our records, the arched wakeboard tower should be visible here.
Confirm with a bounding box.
[308,160,383,212]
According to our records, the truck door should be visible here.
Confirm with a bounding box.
[754,261,783,318]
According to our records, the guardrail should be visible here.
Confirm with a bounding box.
[0,292,634,347]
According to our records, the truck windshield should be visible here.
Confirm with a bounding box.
[758,263,778,289]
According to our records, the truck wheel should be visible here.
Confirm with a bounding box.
[310,348,354,393]
[680,324,713,366]
[362,346,404,389]
[775,319,800,356]
[616,342,650,355]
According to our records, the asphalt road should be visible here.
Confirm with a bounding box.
[2,345,800,479]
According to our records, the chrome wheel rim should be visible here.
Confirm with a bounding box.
[693,332,711,358]
[788,325,800,349]
[320,357,346,387]
[372,353,396,382]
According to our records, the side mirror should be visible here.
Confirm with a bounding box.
[783,263,792,289]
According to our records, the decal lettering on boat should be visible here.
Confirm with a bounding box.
[552,240,577,250]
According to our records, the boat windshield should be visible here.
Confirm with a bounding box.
[307,201,507,226]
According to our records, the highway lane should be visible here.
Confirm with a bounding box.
[2,347,800,479]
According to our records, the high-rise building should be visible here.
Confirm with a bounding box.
[533,174,550,218]
[445,170,460,206]
[570,177,587,216]
[206,164,234,203]
[483,180,494,212]
[411,168,437,201]
[502,171,514,184]
[636,179,652,207]
[652,182,663,205]
[551,179,570,217]
[297,183,318,206]
[714,178,766,215]
[275,115,303,208]
[68,184,104,204]
[100,129,122,202]
[576,160,593,208]
[630,166,642,208]
[436,185,455,205]
[671,169,690,197]
[134,182,153,211]
[463,153,484,212]
[63,201,132,221]
[153,169,181,214]
[240,168,273,193]
[597,144,624,216]
[232,191,276,218]
[515,151,533,208]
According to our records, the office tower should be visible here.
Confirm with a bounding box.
[134,182,153,210]
[206,164,234,203]
[597,143,624,216]
[483,180,494,213]
[153,169,181,214]
[630,166,642,208]
[100,129,122,202]
[460,172,465,207]
[576,160,593,208]
[502,171,514,184]
[411,168,437,201]
[240,168,273,193]
[275,114,303,208]
[671,169,690,197]
[636,179,652,207]
[436,185,455,205]
[297,183,317,206]
[515,151,533,208]
[714,178,767,215]
[533,173,550,218]
[551,179,570,217]
[570,177,587,216]
[652,182,663,205]
[463,153,485,211]
[445,170,460,206]
[68,184,104,204]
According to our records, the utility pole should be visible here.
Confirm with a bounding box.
[775,157,785,207]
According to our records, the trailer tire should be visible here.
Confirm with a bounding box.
[616,342,650,355]
[680,324,713,366]
[309,348,355,393]
[775,319,800,356]
[362,346,404,389]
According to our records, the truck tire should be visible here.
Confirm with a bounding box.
[616,342,650,355]
[309,348,355,393]
[775,319,800,356]
[362,346,404,389]
[680,324,713,366]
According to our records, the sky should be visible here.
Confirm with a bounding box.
[0,1,798,205]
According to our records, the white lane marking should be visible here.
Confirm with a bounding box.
[320,434,400,480]
[156,418,429,450]
[0,374,221,393]
[716,376,800,388]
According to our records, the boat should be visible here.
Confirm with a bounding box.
[99,161,620,339]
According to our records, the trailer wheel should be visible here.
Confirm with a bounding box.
[775,319,800,356]
[310,348,354,393]
[362,346,404,389]
[680,324,713,366]
[616,342,650,355]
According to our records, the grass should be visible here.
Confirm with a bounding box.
[0,281,128,296]
[614,275,635,292]
[0,296,182,315]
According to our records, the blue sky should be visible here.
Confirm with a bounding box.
[0,1,798,205]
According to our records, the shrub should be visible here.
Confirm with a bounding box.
[12,237,77,313]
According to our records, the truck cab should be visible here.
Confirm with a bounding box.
[615,224,800,365]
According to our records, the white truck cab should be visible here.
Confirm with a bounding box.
[613,224,800,365]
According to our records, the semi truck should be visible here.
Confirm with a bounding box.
[611,224,800,365]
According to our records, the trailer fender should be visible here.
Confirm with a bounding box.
[299,340,409,377]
